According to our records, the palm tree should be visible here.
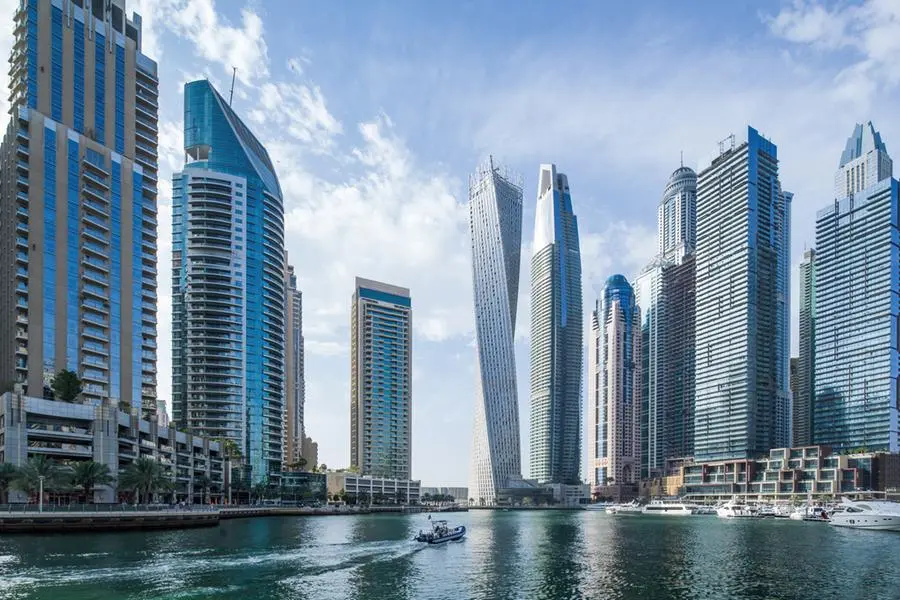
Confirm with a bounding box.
[71,461,114,503]
[119,458,170,504]
[251,482,268,503]
[0,463,18,503]
[13,455,68,500]
[194,473,211,504]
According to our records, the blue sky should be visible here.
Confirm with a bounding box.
[3,0,898,486]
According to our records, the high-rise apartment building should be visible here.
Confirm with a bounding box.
[171,80,286,482]
[634,165,698,479]
[285,256,305,467]
[588,275,641,487]
[530,164,582,484]
[0,0,159,419]
[814,122,900,453]
[350,277,412,480]
[694,127,791,461]
[468,158,523,505]
[794,249,816,446]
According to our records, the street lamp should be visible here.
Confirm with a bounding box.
[38,475,45,513]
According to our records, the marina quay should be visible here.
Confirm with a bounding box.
[0,391,224,504]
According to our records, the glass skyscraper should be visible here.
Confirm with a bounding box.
[794,248,815,446]
[814,122,899,453]
[0,0,159,419]
[285,255,305,467]
[588,275,641,488]
[529,164,582,485]
[468,158,523,505]
[350,277,412,480]
[694,127,791,461]
[634,165,698,479]
[171,80,286,482]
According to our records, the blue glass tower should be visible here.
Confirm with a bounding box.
[0,0,159,419]
[172,80,286,482]
[694,127,791,461]
[529,164,582,485]
[351,278,412,480]
[814,122,899,453]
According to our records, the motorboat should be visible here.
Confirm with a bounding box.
[608,500,643,515]
[584,503,611,511]
[829,498,900,531]
[693,505,717,516]
[413,518,466,544]
[716,498,758,519]
[789,504,829,522]
[641,500,698,516]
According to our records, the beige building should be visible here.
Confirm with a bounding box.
[284,256,305,467]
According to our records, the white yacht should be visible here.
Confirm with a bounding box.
[607,500,643,515]
[716,498,758,519]
[641,500,698,517]
[583,503,610,512]
[829,498,900,531]
[789,504,829,522]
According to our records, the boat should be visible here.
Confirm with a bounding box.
[693,505,717,516]
[716,498,758,519]
[413,518,466,544]
[641,500,698,516]
[608,500,643,515]
[829,498,900,531]
[584,503,610,511]
[789,504,830,522]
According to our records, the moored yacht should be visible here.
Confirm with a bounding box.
[716,498,758,519]
[641,500,698,516]
[829,498,900,531]
[607,500,643,515]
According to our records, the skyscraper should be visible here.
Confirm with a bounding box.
[0,0,158,419]
[634,165,698,479]
[814,122,899,453]
[694,127,791,461]
[530,164,582,484]
[588,275,641,488]
[350,277,412,480]
[794,248,816,446]
[285,256,305,468]
[468,158,523,505]
[171,80,286,482]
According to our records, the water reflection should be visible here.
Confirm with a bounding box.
[466,511,527,600]
[531,511,584,599]
[348,515,416,600]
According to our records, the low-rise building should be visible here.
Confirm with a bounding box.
[681,445,888,501]
[421,486,468,503]
[327,473,420,504]
[280,472,327,503]
[1,392,224,503]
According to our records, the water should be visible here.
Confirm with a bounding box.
[1,511,898,600]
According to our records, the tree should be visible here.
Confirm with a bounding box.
[0,463,18,503]
[422,493,432,504]
[251,482,268,503]
[71,461,114,503]
[219,439,242,460]
[51,369,82,403]
[13,455,69,500]
[119,457,170,504]
[194,473,212,504]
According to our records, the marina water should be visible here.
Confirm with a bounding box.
[1,510,898,599]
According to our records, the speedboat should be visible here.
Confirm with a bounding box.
[716,498,758,519]
[610,500,643,515]
[584,503,610,511]
[413,519,466,544]
[642,500,698,516]
[789,504,829,522]
[829,498,900,531]
[693,505,717,516]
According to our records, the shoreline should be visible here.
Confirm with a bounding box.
[0,505,469,534]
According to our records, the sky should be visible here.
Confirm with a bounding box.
[2,0,900,487]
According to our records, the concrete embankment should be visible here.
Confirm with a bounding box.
[0,504,461,533]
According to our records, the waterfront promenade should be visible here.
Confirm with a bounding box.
[0,503,462,533]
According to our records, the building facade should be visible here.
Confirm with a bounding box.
[814,122,900,453]
[171,80,286,483]
[1,391,224,503]
[284,256,305,467]
[588,275,641,488]
[694,127,791,461]
[468,158,523,505]
[301,435,318,470]
[661,254,696,465]
[794,249,816,446]
[326,473,421,505]
[658,165,697,264]
[0,0,159,419]
[529,164,582,484]
[350,277,412,480]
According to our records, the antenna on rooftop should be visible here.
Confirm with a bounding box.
[680,150,683,168]
[229,67,237,106]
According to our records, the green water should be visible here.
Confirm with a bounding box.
[0,511,897,600]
